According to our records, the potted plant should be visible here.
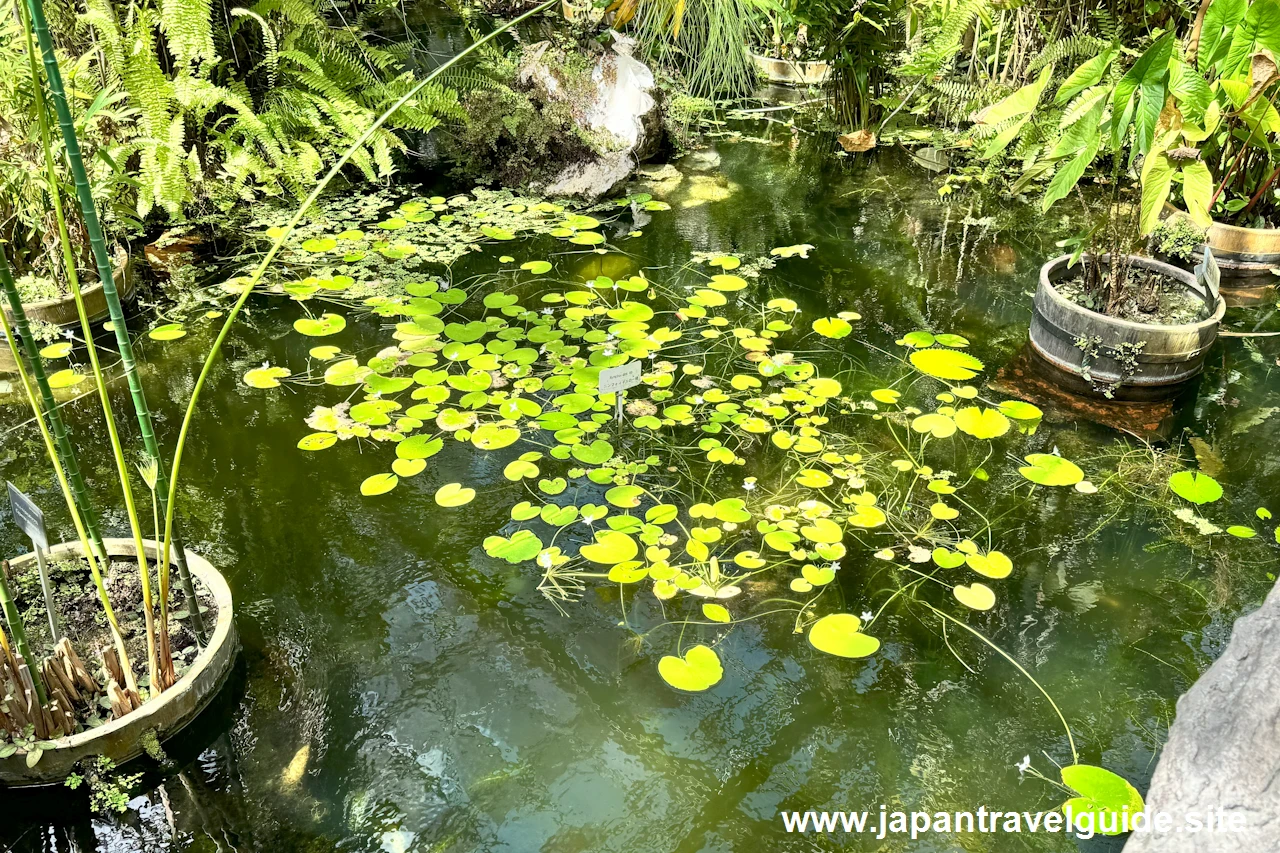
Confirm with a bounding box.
[0,0,236,784]
[749,0,832,86]
[979,33,1226,399]
[1157,0,1280,304]
[0,15,137,375]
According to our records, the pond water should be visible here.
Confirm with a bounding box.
[1,126,1278,853]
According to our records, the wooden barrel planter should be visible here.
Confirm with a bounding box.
[1201,219,1280,306]
[750,52,831,86]
[0,248,135,375]
[1162,206,1280,306]
[1028,254,1225,402]
[0,538,238,788]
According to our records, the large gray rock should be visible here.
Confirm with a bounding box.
[533,32,660,200]
[1124,581,1280,851]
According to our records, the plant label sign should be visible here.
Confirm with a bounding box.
[1195,246,1221,302]
[6,481,47,551]
[598,361,642,395]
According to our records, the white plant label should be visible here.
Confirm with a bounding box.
[598,361,642,395]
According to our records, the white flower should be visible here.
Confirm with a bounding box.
[537,551,553,569]
[1016,755,1031,778]
[63,328,76,340]
[742,479,756,491]
[603,349,615,357]
[860,610,873,622]
[542,307,554,315]
[829,561,841,572]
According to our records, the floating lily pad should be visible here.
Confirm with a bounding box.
[360,473,398,496]
[149,324,187,341]
[435,483,476,507]
[244,365,291,388]
[1168,471,1223,505]
[1019,454,1084,487]
[657,645,723,691]
[909,348,985,381]
[808,614,880,658]
[294,314,347,337]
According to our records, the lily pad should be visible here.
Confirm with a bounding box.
[808,614,880,658]
[953,582,996,611]
[580,530,639,565]
[294,314,347,337]
[360,473,398,496]
[657,645,723,691]
[909,349,985,381]
[1168,471,1223,505]
[149,323,187,341]
[435,483,476,507]
[1019,454,1084,487]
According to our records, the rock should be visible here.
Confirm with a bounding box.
[539,32,660,200]
[1123,581,1280,852]
[678,149,721,172]
[633,163,684,196]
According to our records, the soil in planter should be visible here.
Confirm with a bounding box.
[1056,266,1211,325]
[6,555,218,697]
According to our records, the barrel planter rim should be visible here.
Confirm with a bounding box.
[0,537,237,788]
[0,247,134,329]
[1030,253,1225,400]
[1038,253,1226,337]
[749,51,832,86]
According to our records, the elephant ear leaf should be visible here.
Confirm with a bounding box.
[1199,0,1248,71]
[1055,47,1117,105]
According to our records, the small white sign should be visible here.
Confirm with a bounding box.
[598,361,642,395]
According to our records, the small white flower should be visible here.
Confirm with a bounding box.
[742,480,756,491]
[692,395,703,404]
[542,307,554,315]
[603,348,615,357]
[1016,755,1031,778]
[63,328,76,340]
[537,551,553,569]
[829,561,841,572]
[860,610,873,622]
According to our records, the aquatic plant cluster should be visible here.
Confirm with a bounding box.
[243,197,1086,679]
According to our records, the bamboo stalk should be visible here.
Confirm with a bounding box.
[21,0,207,644]
[0,258,138,694]
[19,0,170,691]
[13,11,112,571]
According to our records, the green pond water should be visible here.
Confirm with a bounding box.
[1,130,1278,853]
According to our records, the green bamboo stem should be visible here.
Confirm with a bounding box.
[0,561,44,706]
[157,0,558,602]
[4,16,111,571]
[21,0,206,642]
[0,257,139,694]
[0,282,109,570]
